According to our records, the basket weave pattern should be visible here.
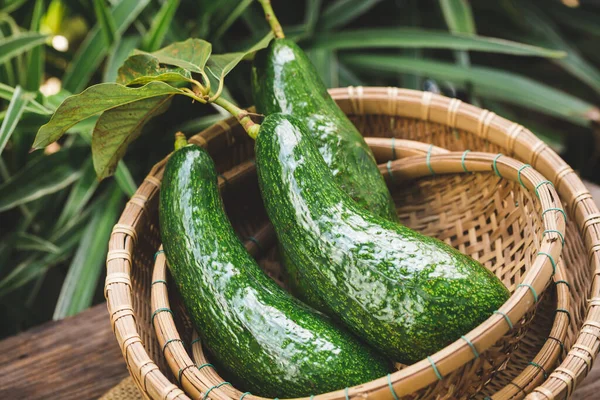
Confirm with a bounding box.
[105,88,600,400]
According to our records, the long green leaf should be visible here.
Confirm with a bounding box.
[341,54,598,126]
[54,158,99,231]
[338,62,363,87]
[307,49,338,88]
[117,54,192,86]
[303,0,322,37]
[150,38,212,73]
[0,85,30,155]
[0,224,85,297]
[114,161,136,197]
[439,0,476,34]
[32,81,184,149]
[439,0,475,95]
[212,0,252,39]
[0,82,51,114]
[206,32,273,92]
[141,0,180,51]
[92,94,174,179]
[15,232,60,254]
[318,0,383,31]
[0,147,87,212]
[0,32,47,65]
[77,129,137,196]
[308,28,565,57]
[93,0,117,47]
[103,36,140,83]
[0,0,27,13]
[62,0,150,93]
[25,0,44,92]
[53,184,122,319]
[516,2,600,95]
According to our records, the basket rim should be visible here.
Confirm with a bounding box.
[150,146,565,400]
[105,87,600,400]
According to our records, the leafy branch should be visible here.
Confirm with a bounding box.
[32,33,274,179]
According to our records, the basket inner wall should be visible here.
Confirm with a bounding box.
[128,114,591,397]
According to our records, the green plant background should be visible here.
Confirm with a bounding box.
[0,0,598,339]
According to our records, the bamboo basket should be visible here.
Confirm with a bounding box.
[105,88,600,400]
[149,143,567,400]
[366,138,585,400]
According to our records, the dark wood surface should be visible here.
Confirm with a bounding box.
[0,304,129,400]
[0,302,597,399]
[1,181,599,400]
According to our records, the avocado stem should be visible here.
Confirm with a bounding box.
[212,96,261,139]
[257,0,285,39]
[174,132,188,150]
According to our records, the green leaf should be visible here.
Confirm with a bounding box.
[303,0,323,37]
[32,81,184,149]
[54,158,99,231]
[103,36,141,83]
[212,0,253,40]
[117,53,192,86]
[15,232,60,254]
[25,0,45,92]
[338,62,363,87]
[62,0,150,93]
[206,32,274,95]
[149,38,212,73]
[53,184,122,319]
[318,0,383,31]
[308,29,565,58]
[307,49,338,88]
[141,0,180,51]
[0,32,47,65]
[0,147,87,212]
[77,129,137,196]
[0,225,85,297]
[93,0,118,47]
[0,0,27,14]
[341,54,599,126]
[438,0,476,34]
[0,82,51,115]
[515,2,600,96]
[92,94,174,179]
[0,85,31,155]
[114,160,136,197]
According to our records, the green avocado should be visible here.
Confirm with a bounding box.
[159,144,391,397]
[255,114,510,364]
[252,38,398,309]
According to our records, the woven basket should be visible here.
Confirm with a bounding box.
[367,138,583,400]
[105,88,600,400]
[150,140,567,400]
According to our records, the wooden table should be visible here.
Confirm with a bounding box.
[0,303,596,399]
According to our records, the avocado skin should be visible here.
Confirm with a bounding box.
[256,114,510,364]
[252,38,399,309]
[159,145,391,397]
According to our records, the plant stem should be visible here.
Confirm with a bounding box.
[174,132,187,150]
[213,96,261,139]
[257,0,285,39]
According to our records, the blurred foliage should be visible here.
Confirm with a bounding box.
[1,0,599,338]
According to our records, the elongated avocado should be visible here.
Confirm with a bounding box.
[252,38,398,308]
[255,114,510,364]
[159,144,390,397]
